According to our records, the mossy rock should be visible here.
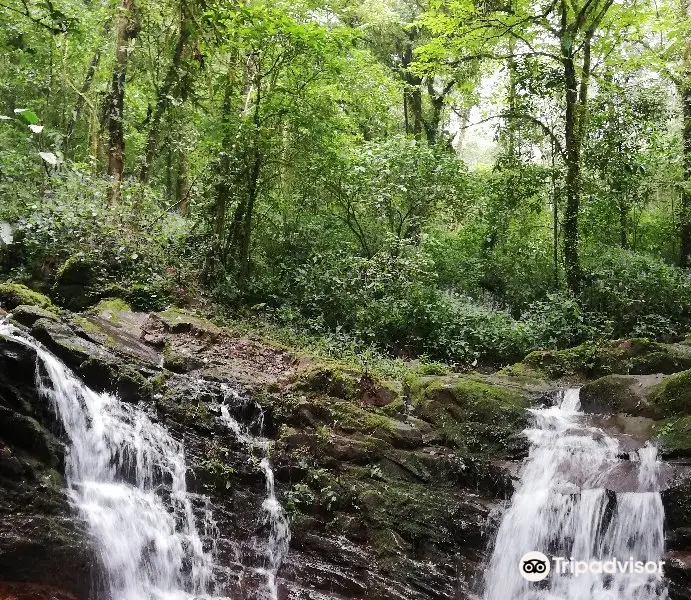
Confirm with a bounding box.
[663,477,691,531]
[52,255,101,310]
[0,283,52,310]
[580,374,664,417]
[10,304,60,327]
[517,338,691,380]
[649,369,691,418]
[162,345,204,374]
[342,467,488,555]
[415,377,529,456]
[653,416,691,458]
[296,367,400,407]
[88,298,133,319]
[156,309,221,336]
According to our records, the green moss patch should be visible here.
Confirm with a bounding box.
[296,367,400,407]
[88,298,133,320]
[415,377,529,455]
[649,369,691,418]
[157,308,221,335]
[653,416,691,457]
[514,338,691,380]
[0,283,52,310]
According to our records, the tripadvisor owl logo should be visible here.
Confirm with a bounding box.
[519,551,551,582]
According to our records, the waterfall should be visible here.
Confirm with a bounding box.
[0,322,217,600]
[219,387,290,600]
[483,387,668,600]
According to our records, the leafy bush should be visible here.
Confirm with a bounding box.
[580,248,691,339]
[522,293,613,350]
[0,170,197,310]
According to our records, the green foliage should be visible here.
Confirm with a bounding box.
[0,0,689,375]
[0,170,196,310]
[580,248,691,338]
[522,293,612,349]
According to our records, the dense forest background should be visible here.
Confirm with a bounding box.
[1,0,690,368]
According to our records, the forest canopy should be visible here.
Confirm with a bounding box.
[1,0,690,367]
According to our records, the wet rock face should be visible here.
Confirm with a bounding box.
[3,301,690,600]
[0,339,93,598]
[0,306,530,600]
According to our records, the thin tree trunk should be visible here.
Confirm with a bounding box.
[619,198,628,249]
[176,149,190,216]
[562,50,582,293]
[139,0,192,184]
[680,1,691,266]
[401,34,424,140]
[63,19,112,155]
[106,0,136,205]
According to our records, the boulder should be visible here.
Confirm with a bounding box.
[0,283,52,311]
[513,338,691,380]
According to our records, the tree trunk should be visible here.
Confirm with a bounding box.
[680,3,691,266]
[106,0,136,205]
[63,19,111,156]
[562,52,582,293]
[619,198,628,249]
[401,35,424,140]
[176,149,190,216]
[139,0,192,184]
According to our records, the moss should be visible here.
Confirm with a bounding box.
[149,372,171,392]
[155,393,215,431]
[162,344,204,373]
[496,361,546,382]
[10,304,60,327]
[653,416,691,457]
[157,308,221,335]
[296,367,400,407]
[650,369,691,417]
[342,467,467,554]
[315,396,396,435]
[579,375,641,415]
[0,283,52,310]
[413,362,449,376]
[662,478,691,531]
[415,378,529,455]
[516,338,691,380]
[70,315,103,335]
[115,366,153,401]
[88,298,132,320]
[296,368,360,401]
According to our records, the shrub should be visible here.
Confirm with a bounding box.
[522,292,613,350]
[0,170,197,310]
[580,248,691,339]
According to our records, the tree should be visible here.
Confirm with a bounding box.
[418,0,631,292]
[105,0,139,204]
[680,0,691,266]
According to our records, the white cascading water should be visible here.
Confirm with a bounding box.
[0,321,218,600]
[219,388,290,600]
[484,387,668,600]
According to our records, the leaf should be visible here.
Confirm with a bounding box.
[39,152,59,166]
[15,109,40,125]
[0,116,11,121]
[28,124,44,134]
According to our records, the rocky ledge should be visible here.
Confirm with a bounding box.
[0,283,690,599]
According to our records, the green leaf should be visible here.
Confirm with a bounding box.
[14,108,40,125]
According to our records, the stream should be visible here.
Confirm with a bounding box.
[483,388,668,600]
[0,320,289,600]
